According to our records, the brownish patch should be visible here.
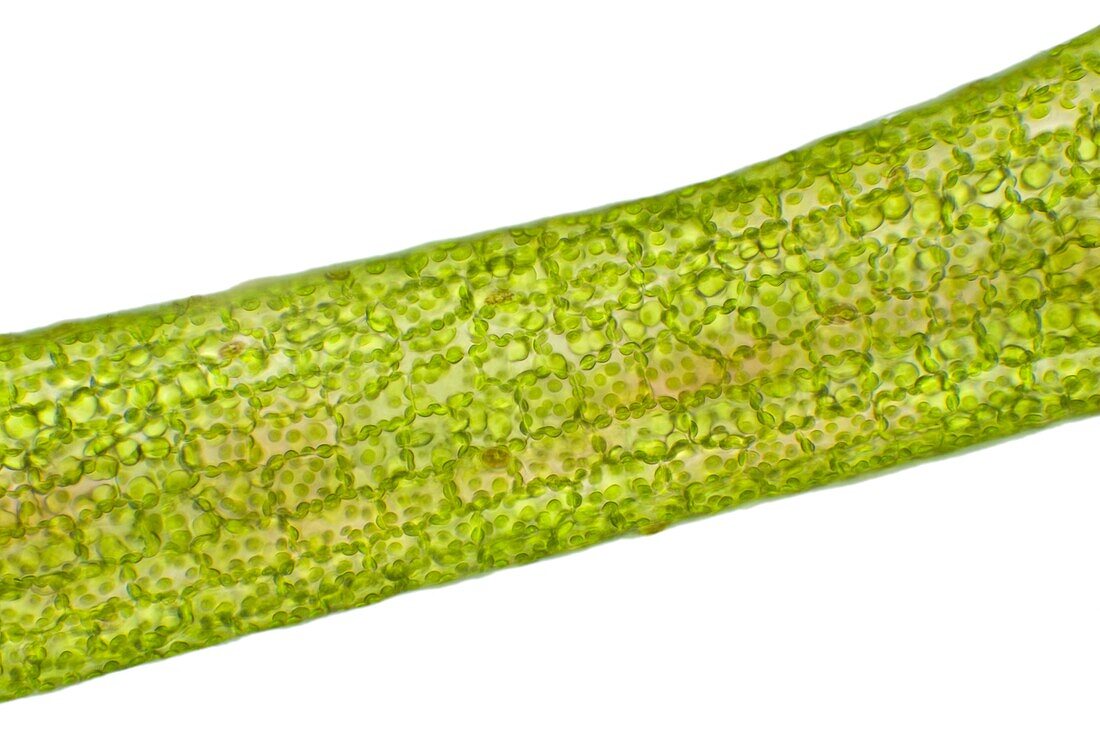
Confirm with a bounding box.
[484,289,514,306]
[822,302,860,323]
[639,521,670,536]
[480,446,510,468]
[218,341,245,359]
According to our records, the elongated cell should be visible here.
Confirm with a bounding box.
[1,25,1099,702]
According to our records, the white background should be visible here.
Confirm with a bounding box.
[1,2,1098,729]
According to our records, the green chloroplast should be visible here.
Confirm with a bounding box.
[2,25,1099,702]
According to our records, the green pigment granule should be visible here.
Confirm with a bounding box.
[1,25,1098,701]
